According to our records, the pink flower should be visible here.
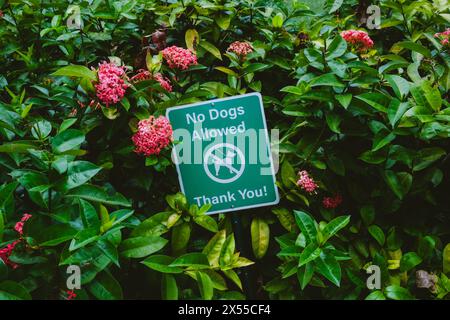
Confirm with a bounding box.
[341,30,374,52]
[14,213,32,235]
[297,170,318,194]
[161,46,197,70]
[153,73,172,92]
[132,116,173,156]
[1,214,32,268]
[66,290,77,300]
[0,240,20,269]
[130,69,151,82]
[227,41,253,58]
[95,61,129,106]
[322,194,343,209]
[435,29,450,47]
[130,70,172,92]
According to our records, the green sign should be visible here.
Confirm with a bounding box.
[166,93,279,214]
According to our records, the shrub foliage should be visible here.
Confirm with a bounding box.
[0,0,449,300]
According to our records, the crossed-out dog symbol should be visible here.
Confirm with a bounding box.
[204,143,245,184]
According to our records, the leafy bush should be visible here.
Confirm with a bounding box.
[0,0,449,300]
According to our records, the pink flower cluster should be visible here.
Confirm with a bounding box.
[130,70,173,92]
[435,29,450,47]
[227,41,253,58]
[161,46,197,70]
[14,213,32,235]
[132,116,173,156]
[0,241,20,269]
[0,213,32,269]
[154,73,173,92]
[322,194,343,209]
[66,290,77,300]
[297,170,318,194]
[130,69,151,82]
[341,30,374,52]
[95,61,129,106]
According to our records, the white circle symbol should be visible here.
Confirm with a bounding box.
[203,143,245,184]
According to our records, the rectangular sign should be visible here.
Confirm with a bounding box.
[166,92,279,215]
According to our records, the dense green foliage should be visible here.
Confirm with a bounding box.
[0,0,449,300]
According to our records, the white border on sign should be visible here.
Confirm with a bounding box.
[166,92,280,215]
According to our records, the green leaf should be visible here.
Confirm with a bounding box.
[171,222,191,255]
[202,230,226,267]
[421,81,442,111]
[251,217,270,259]
[223,269,242,290]
[314,250,341,287]
[385,75,410,100]
[372,131,395,151]
[185,29,199,52]
[321,215,350,244]
[243,63,270,74]
[365,290,386,300]
[384,171,412,200]
[326,35,347,59]
[66,185,131,207]
[335,94,352,109]
[69,227,99,251]
[418,236,436,260]
[52,65,97,81]
[88,271,123,300]
[272,208,297,232]
[356,93,389,112]
[326,113,341,134]
[59,118,77,132]
[0,281,31,300]
[196,271,214,300]
[65,161,101,190]
[297,263,314,290]
[38,224,77,246]
[0,210,4,242]
[280,85,306,96]
[216,14,232,30]
[193,215,218,232]
[142,255,183,274]
[393,41,431,58]
[161,274,178,300]
[293,210,317,244]
[170,253,210,269]
[272,13,284,28]
[132,212,173,237]
[368,225,385,246]
[0,142,38,153]
[214,66,238,77]
[329,0,344,13]
[400,252,422,272]
[384,285,415,300]
[281,160,295,188]
[31,120,52,140]
[199,41,222,60]
[0,260,8,281]
[78,199,100,229]
[413,147,446,171]
[298,243,322,267]
[387,99,410,128]
[444,243,450,274]
[219,234,235,267]
[120,236,167,258]
[51,129,85,154]
[97,239,119,267]
[310,73,344,88]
